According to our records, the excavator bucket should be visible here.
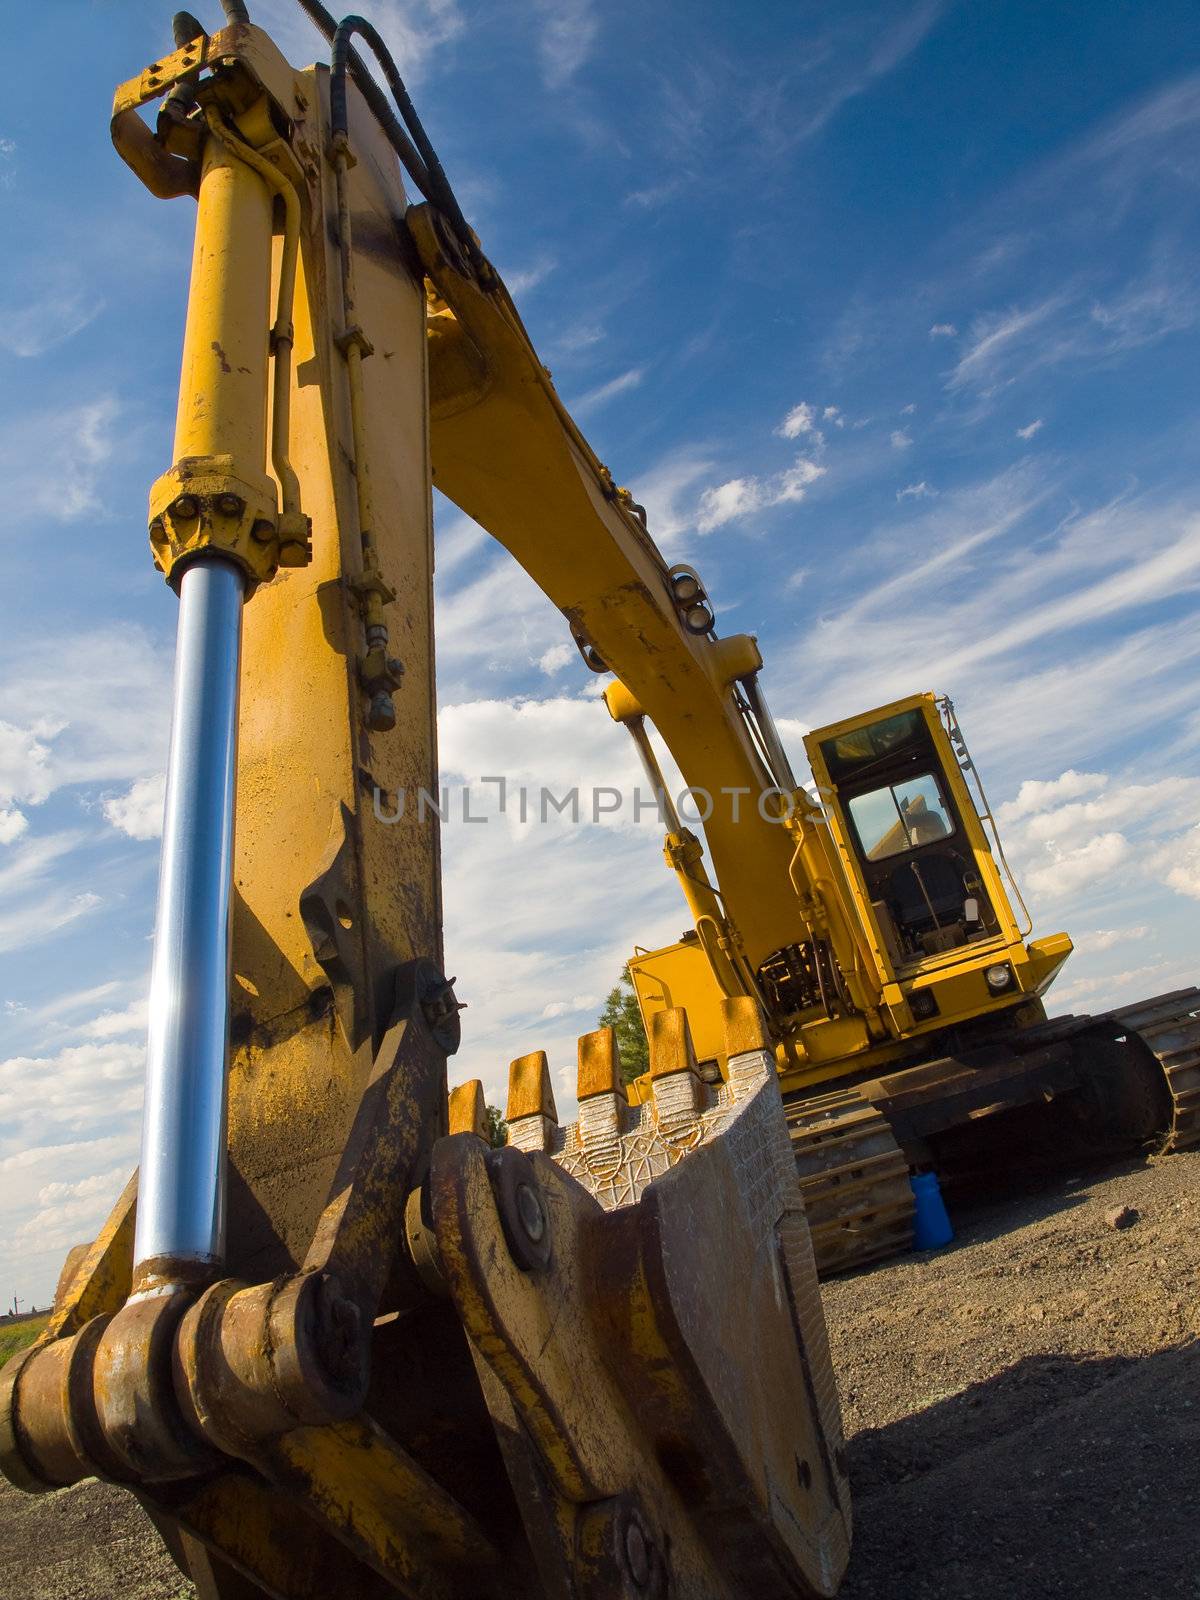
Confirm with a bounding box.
[0,13,851,1599]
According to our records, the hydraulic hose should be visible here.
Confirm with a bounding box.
[292,0,479,267]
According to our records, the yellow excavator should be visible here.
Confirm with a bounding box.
[1,6,1196,1596]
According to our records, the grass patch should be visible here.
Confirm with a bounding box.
[0,1315,49,1368]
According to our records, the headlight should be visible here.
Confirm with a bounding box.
[985,963,1014,992]
[909,988,939,1020]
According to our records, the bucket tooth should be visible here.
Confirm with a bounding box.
[505,1049,559,1153]
[722,995,776,1099]
[539,1004,779,1211]
[448,1078,488,1140]
[576,1026,628,1155]
[648,1006,706,1127]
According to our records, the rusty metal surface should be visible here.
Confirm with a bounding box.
[431,1021,852,1598]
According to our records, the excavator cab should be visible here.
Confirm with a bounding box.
[805,692,1070,1031]
[811,698,999,965]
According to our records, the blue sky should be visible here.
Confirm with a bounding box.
[2,0,1200,1306]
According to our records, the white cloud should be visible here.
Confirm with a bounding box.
[81,997,149,1039]
[0,718,55,810]
[629,451,715,549]
[999,769,1109,822]
[777,467,1200,787]
[0,394,122,523]
[696,457,826,532]
[503,255,556,296]
[255,0,464,85]
[103,773,166,840]
[897,481,935,500]
[949,272,1196,401]
[1076,926,1148,953]
[948,295,1070,393]
[0,627,171,816]
[795,0,947,141]
[1008,776,1200,846]
[697,477,761,530]
[1023,829,1130,899]
[0,1024,146,1302]
[1149,823,1200,900]
[890,429,913,449]
[0,283,105,360]
[777,457,826,501]
[0,808,27,844]
[624,180,684,211]
[778,401,818,439]
[1052,961,1175,1009]
[549,321,604,358]
[929,322,958,337]
[1016,418,1044,440]
[570,366,645,416]
[0,833,103,956]
[541,994,599,1020]
[531,0,599,88]
[537,642,574,676]
[436,696,685,1117]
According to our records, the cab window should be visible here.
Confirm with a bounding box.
[848,773,953,861]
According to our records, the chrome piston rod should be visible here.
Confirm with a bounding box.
[133,556,244,1289]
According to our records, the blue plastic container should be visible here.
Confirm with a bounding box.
[910,1170,954,1250]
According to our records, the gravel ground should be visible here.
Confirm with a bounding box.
[2,1147,1197,1599]
[826,1146,1200,1598]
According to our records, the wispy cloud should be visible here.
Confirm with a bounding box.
[256,0,464,84]
[569,365,645,415]
[1016,418,1044,440]
[897,480,935,500]
[929,322,957,338]
[0,394,122,522]
[531,0,599,90]
[0,282,104,359]
[627,450,715,549]
[796,0,947,142]
[779,466,1200,780]
[502,255,557,297]
[0,832,101,956]
[947,294,1070,393]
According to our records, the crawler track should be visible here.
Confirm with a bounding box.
[784,1086,914,1276]
[784,987,1200,1278]
[1106,989,1200,1152]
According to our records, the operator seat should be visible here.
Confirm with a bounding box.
[885,852,965,932]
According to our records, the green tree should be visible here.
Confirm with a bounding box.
[484,1105,508,1148]
[598,965,649,1084]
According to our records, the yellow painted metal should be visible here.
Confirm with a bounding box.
[629,939,728,1088]
[147,101,281,589]
[123,30,441,1276]
[413,212,872,1000]
[418,233,1084,1093]
[619,689,1073,1101]
[223,48,440,1272]
[171,119,272,467]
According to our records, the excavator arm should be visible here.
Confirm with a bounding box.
[410,204,883,1036]
[0,13,852,1599]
